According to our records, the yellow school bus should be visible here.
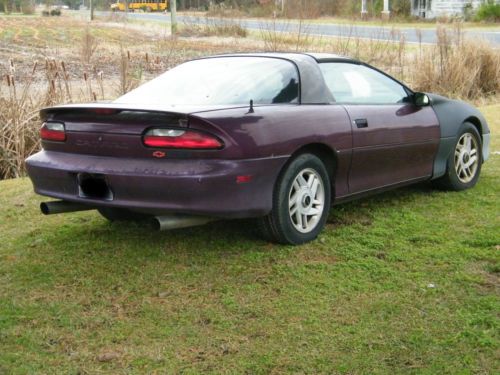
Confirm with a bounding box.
[111,0,167,12]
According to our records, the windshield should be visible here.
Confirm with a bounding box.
[116,57,300,106]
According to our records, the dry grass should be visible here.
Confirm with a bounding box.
[180,16,248,38]
[259,19,317,52]
[80,27,98,65]
[0,62,40,179]
[321,26,408,79]
[0,58,106,179]
[117,48,138,96]
[205,3,245,19]
[411,26,500,100]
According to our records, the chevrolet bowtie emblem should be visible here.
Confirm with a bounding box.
[152,151,166,158]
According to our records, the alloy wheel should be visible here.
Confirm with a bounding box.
[454,132,479,183]
[288,168,325,233]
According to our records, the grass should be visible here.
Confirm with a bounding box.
[0,105,498,373]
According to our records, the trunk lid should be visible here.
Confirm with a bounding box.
[40,103,239,158]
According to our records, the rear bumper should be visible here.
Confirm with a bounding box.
[26,151,288,218]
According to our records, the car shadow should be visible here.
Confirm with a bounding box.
[37,182,440,259]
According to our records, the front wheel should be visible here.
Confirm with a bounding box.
[258,153,331,245]
[434,122,482,191]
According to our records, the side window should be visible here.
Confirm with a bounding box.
[319,62,409,104]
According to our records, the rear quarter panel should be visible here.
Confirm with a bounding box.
[191,104,353,197]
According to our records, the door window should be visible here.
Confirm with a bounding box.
[319,63,409,104]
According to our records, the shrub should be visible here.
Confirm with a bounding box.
[475,2,500,22]
[21,4,35,14]
[245,4,275,18]
[1,0,11,13]
[50,8,61,16]
[180,16,247,38]
[206,3,244,18]
[20,0,35,14]
[80,27,98,64]
[390,0,412,17]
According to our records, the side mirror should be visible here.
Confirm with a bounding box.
[413,92,430,107]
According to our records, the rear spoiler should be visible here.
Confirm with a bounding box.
[40,102,249,121]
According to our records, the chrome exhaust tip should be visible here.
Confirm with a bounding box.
[153,214,215,231]
[40,200,95,215]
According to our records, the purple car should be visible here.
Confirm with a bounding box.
[26,53,490,244]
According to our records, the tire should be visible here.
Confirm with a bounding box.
[258,153,331,245]
[434,122,482,191]
[98,207,150,222]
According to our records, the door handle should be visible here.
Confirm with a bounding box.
[354,119,368,128]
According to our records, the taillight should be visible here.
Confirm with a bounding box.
[40,122,66,142]
[143,128,223,149]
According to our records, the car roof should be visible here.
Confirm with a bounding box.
[206,52,356,63]
[197,52,356,104]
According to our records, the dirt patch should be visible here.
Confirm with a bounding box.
[466,261,500,295]
[327,210,373,227]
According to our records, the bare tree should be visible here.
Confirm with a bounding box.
[2,0,11,14]
[171,0,177,34]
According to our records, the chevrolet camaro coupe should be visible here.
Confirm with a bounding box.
[26,53,490,244]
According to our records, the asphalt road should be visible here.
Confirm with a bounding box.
[105,11,500,46]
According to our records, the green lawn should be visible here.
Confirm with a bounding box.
[0,105,499,374]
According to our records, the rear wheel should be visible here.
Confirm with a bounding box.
[98,207,150,222]
[258,153,331,245]
[434,122,482,191]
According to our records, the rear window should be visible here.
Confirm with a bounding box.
[116,57,300,106]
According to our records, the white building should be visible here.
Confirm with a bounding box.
[411,0,491,19]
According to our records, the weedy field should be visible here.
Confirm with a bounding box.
[0,13,499,374]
